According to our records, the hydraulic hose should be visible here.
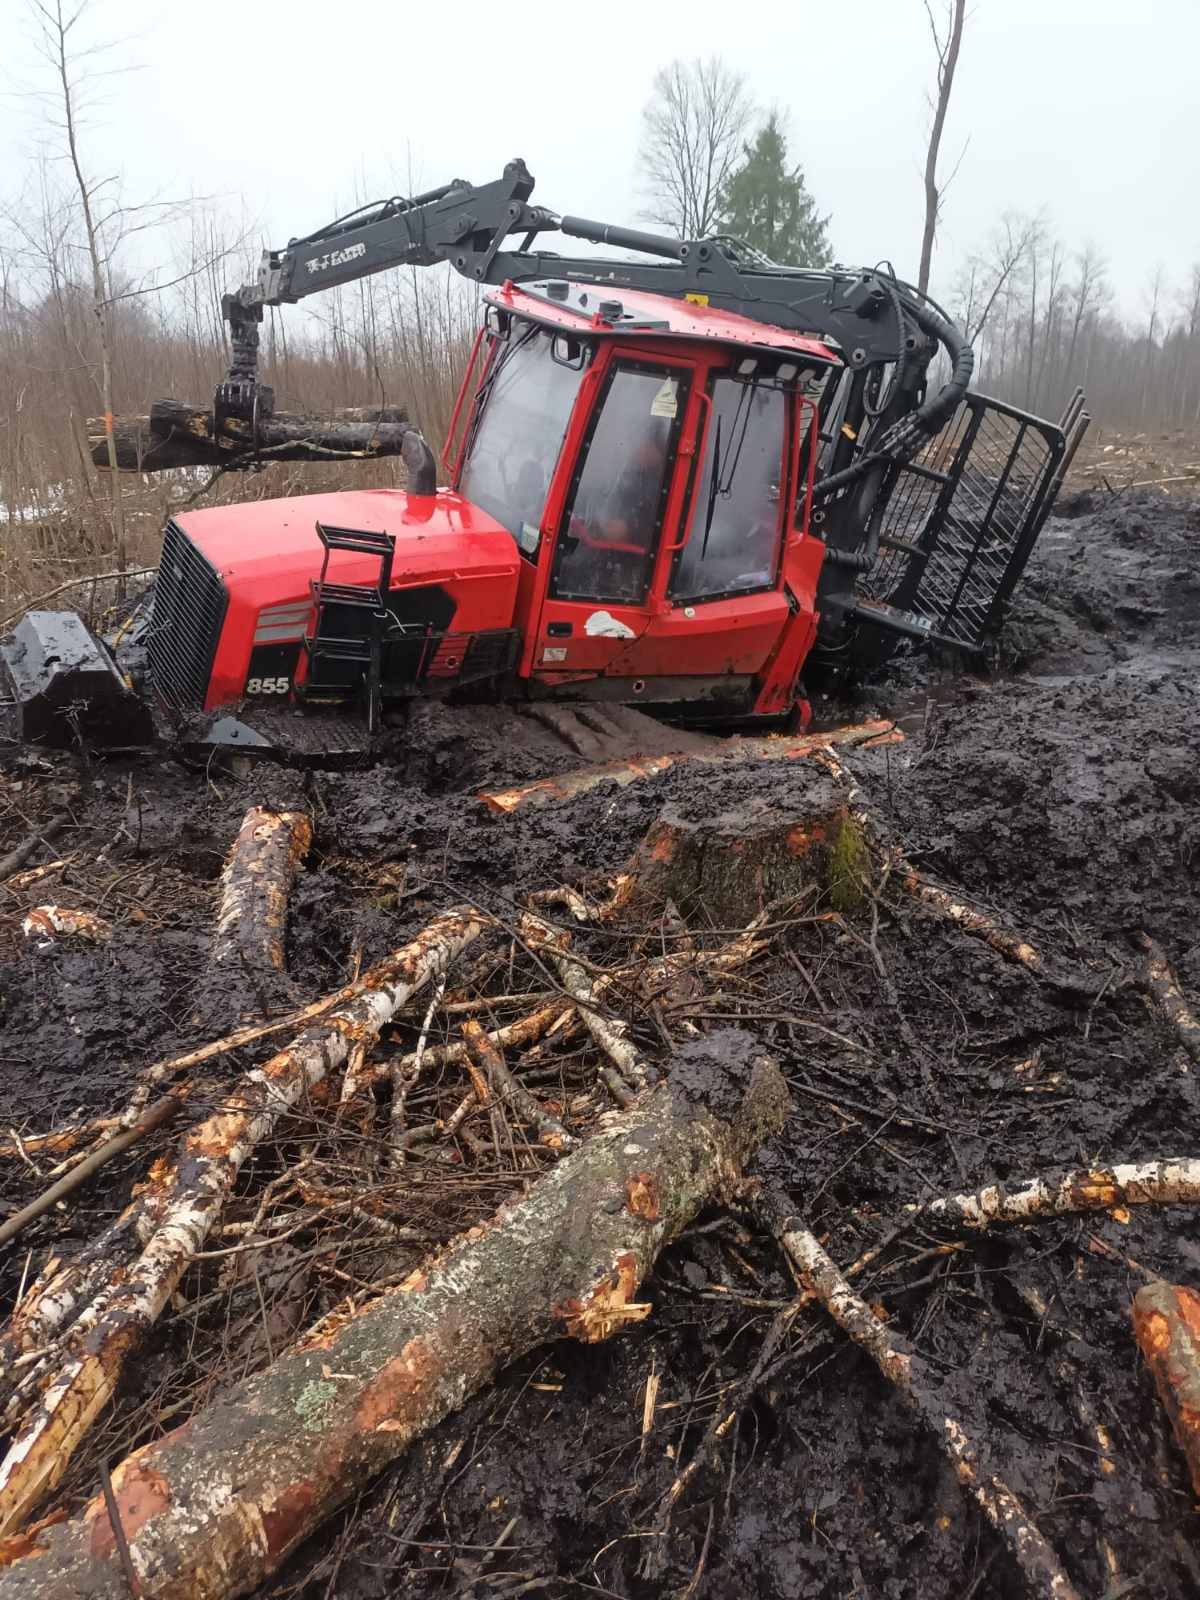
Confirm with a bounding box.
[908,298,974,434]
[813,295,974,503]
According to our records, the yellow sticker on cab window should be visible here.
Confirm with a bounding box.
[684,293,709,306]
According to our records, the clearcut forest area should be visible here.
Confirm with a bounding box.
[1,479,1198,1598]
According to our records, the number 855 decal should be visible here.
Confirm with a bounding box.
[245,675,291,696]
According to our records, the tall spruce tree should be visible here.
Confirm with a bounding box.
[719,112,832,266]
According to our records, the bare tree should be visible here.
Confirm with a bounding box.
[917,0,967,295]
[29,0,128,583]
[638,57,754,238]
[1139,264,1168,421]
[1063,242,1107,389]
[956,210,1043,346]
[1031,237,1067,413]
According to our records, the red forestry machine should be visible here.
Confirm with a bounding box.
[2,159,1089,762]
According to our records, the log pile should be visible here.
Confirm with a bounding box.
[2,771,1200,1599]
[89,399,417,474]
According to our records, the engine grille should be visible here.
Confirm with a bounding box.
[147,520,228,708]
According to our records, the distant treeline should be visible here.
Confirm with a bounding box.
[947,216,1199,428]
[0,183,1195,607]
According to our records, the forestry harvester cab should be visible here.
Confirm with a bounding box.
[2,159,1089,759]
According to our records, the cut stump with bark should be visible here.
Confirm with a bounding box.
[629,767,851,927]
[0,1037,789,1600]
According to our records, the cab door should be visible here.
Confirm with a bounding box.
[609,371,793,682]
[531,353,694,680]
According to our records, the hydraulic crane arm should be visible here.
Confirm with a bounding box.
[220,158,973,483]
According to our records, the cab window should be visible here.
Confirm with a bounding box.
[670,379,787,601]
[551,365,684,605]
[459,327,586,559]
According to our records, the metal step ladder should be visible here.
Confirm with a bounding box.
[303,522,396,734]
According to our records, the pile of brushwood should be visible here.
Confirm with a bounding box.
[0,490,1198,1599]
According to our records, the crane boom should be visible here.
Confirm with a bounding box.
[220,158,973,487]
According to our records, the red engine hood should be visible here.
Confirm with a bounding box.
[175,486,519,605]
[172,487,522,710]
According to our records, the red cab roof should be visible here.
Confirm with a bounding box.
[489,280,840,366]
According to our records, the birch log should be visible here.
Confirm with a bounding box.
[768,1209,1079,1600]
[89,401,415,473]
[0,908,487,1536]
[905,1159,1200,1231]
[211,807,313,974]
[1133,1280,1200,1494]
[0,1045,788,1600]
[478,720,903,814]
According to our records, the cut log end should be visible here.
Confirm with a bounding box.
[1134,1280,1200,1495]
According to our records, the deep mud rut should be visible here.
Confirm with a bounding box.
[0,490,1198,1598]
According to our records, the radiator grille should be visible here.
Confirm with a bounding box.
[147,520,228,708]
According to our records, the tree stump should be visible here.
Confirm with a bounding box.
[628,767,856,927]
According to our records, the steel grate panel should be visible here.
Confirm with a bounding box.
[863,392,1063,648]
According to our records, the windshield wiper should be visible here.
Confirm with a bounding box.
[700,415,722,559]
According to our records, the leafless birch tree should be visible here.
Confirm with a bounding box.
[638,57,754,238]
[917,0,967,295]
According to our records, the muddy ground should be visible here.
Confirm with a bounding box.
[0,488,1198,1598]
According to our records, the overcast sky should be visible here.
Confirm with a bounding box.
[2,0,1196,324]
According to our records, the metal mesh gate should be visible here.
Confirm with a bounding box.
[855,387,1088,650]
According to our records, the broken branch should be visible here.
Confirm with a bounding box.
[0,907,488,1535]
[1138,934,1200,1066]
[461,1020,576,1151]
[0,1051,788,1599]
[764,1203,1080,1600]
[0,1096,183,1253]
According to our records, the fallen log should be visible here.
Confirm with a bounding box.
[478,720,903,814]
[211,806,313,974]
[89,400,415,473]
[0,1041,789,1599]
[1138,934,1200,1066]
[905,1158,1200,1232]
[1133,1280,1200,1494]
[0,907,487,1535]
[764,1200,1080,1600]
